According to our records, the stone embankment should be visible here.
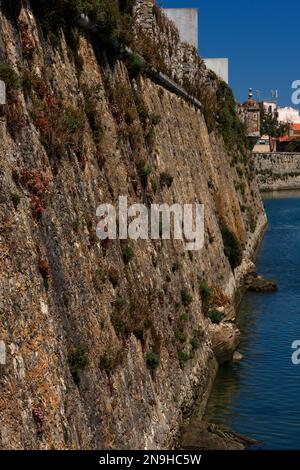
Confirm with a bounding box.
[253,152,300,191]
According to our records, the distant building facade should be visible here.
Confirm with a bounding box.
[254,104,300,152]
[263,101,277,116]
[253,136,271,153]
[277,106,300,124]
[242,90,260,135]
[277,123,300,151]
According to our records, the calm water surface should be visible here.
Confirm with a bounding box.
[205,190,300,449]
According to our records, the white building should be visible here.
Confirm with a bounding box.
[162,8,198,49]
[162,7,229,84]
[203,58,228,84]
[263,101,277,116]
[277,106,300,124]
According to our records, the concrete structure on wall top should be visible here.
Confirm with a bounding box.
[162,7,229,84]
[204,58,229,84]
[162,8,198,49]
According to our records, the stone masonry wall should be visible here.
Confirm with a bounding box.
[134,0,205,85]
[0,1,266,450]
[253,152,300,191]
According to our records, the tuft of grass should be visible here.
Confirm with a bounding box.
[99,350,121,374]
[82,84,103,145]
[160,172,173,189]
[114,297,126,310]
[172,261,180,273]
[150,114,161,126]
[63,106,84,134]
[127,52,146,77]
[191,329,204,351]
[11,192,20,209]
[0,62,20,93]
[174,329,187,344]
[151,177,158,194]
[99,353,114,373]
[199,280,212,313]
[108,266,119,287]
[221,225,242,269]
[146,352,160,371]
[181,288,193,307]
[122,245,134,265]
[68,346,89,385]
[178,350,189,369]
[208,309,224,325]
[249,217,257,233]
[137,160,152,189]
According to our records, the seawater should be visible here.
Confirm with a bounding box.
[205,190,300,449]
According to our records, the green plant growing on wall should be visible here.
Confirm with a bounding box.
[146,352,160,371]
[160,172,173,189]
[99,349,121,374]
[30,0,133,60]
[68,346,89,385]
[137,160,152,189]
[114,297,126,311]
[150,114,161,126]
[178,350,189,369]
[145,127,155,150]
[221,225,242,269]
[216,82,248,152]
[151,177,158,194]
[82,84,103,145]
[199,280,212,313]
[11,193,21,209]
[191,328,204,351]
[0,62,23,135]
[0,62,20,93]
[132,90,149,128]
[208,309,224,325]
[181,288,193,307]
[249,217,257,233]
[63,106,84,133]
[99,353,114,373]
[122,245,134,265]
[127,52,146,78]
[174,329,187,344]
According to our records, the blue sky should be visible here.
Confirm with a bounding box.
[162,0,299,106]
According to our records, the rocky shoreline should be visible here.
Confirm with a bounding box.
[245,270,278,293]
[180,421,260,450]
[179,217,273,450]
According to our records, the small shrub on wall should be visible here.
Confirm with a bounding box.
[199,280,212,313]
[221,224,242,269]
[208,309,224,324]
[146,352,160,372]
[0,62,24,135]
[0,62,20,91]
[68,346,89,385]
[30,0,133,58]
